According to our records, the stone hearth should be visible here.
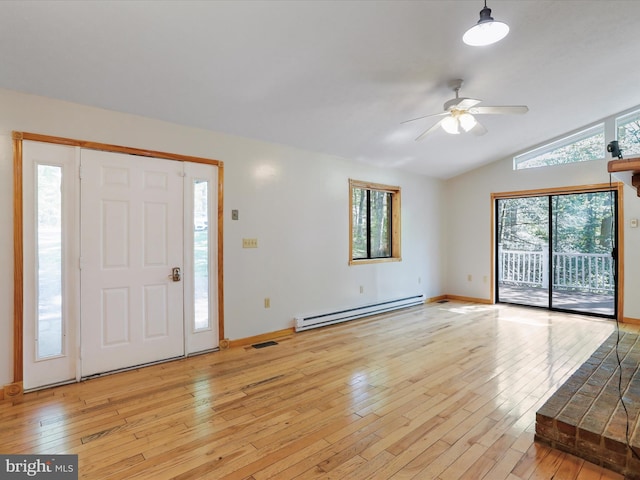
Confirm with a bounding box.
[536,331,640,479]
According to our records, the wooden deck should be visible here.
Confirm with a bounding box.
[498,284,615,316]
[1,301,636,479]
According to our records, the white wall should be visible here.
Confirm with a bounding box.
[0,88,446,386]
[224,151,446,339]
[445,154,640,319]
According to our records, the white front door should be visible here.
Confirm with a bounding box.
[80,150,185,377]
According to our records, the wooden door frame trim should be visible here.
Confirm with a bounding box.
[11,131,225,384]
[490,182,625,321]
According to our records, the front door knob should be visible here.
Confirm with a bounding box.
[169,267,181,282]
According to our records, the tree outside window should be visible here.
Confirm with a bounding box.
[513,124,605,170]
[616,109,640,157]
[350,180,401,264]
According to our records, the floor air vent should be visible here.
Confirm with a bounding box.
[252,341,279,349]
[294,294,425,332]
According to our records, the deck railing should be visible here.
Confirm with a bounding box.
[498,245,614,294]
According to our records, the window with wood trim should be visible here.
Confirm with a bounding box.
[350,179,401,264]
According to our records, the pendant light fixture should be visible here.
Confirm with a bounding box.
[463,1,509,46]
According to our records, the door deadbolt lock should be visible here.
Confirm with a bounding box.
[169,267,181,282]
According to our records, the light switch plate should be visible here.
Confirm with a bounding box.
[242,238,258,248]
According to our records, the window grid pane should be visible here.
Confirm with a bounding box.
[193,180,210,331]
[352,187,367,259]
[352,186,392,260]
[370,191,391,258]
[616,109,640,157]
[37,165,63,358]
[514,124,605,170]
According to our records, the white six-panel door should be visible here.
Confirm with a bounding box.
[79,150,185,376]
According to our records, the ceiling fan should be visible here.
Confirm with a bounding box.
[402,79,528,140]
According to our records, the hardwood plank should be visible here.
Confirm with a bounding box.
[251,439,330,480]
[481,448,524,480]
[553,453,584,480]
[439,442,489,480]
[526,447,566,479]
[388,440,450,480]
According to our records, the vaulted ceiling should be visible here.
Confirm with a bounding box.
[1,0,639,178]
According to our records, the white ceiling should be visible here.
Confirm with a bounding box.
[1,0,639,179]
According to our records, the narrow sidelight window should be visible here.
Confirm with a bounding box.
[37,165,63,358]
[193,179,210,331]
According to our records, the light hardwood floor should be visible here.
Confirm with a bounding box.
[1,301,636,479]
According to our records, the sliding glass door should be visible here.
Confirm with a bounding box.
[550,193,616,315]
[496,196,550,308]
[496,190,617,318]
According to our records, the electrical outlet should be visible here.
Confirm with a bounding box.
[631,218,639,228]
[242,238,258,248]
[418,277,421,284]
[359,286,364,294]
[467,274,472,282]
[264,298,270,308]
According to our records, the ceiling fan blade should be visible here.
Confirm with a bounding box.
[455,98,482,110]
[470,120,488,136]
[468,105,529,115]
[401,111,448,124]
[415,118,446,141]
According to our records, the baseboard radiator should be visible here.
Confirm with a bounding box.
[294,294,425,332]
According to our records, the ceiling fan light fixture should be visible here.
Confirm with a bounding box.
[459,113,477,132]
[441,115,460,134]
[402,78,528,140]
[463,1,509,46]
